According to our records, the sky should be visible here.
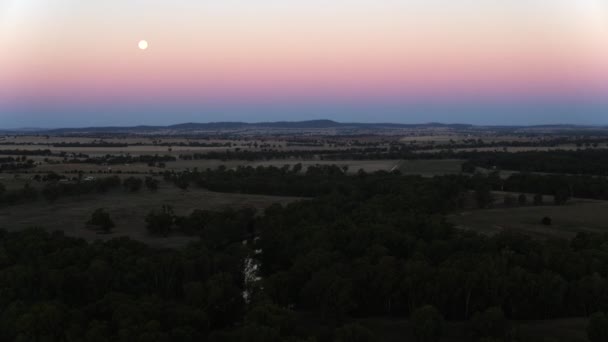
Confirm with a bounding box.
[1,0,607,128]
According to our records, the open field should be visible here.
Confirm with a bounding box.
[4,158,408,175]
[450,196,608,239]
[398,159,464,176]
[415,144,608,153]
[0,183,302,248]
[246,159,401,173]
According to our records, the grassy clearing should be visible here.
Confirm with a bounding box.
[0,183,301,248]
[450,196,608,239]
[246,159,401,173]
[398,159,464,176]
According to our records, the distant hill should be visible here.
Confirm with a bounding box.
[1,120,605,135]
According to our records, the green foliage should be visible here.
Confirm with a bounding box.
[145,205,174,236]
[334,323,376,342]
[471,307,509,340]
[475,184,494,209]
[587,312,608,342]
[411,305,444,342]
[144,176,160,191]
[0,228,245,341]
[122,177,143,192]
[87,208,115,233]
[517,194,527,205]
[503,194,516,207]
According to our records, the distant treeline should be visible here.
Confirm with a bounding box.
[66,154,176,165]
[463,149,608,175]
[0,149,53,156]
[51,142,129,148]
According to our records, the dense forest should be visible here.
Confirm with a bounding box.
[2,167,608,341]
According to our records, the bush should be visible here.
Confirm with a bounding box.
[334,323,376,342]
[517,194,527,205]
[87,208,115,233]
[145,176,160,192]
[123,177,143,192]
[146,205,175,236]
[412,305,444,342]
[588,312,608,342]
[471,307,509,339]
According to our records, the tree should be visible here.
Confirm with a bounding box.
[145,205,174,236]
[174,175,190,191]
[470,307,509,340]
[334,323,376,342]
[42,183,61,202]
[517,194,527,205]
[475,185,494,209]
[411,305,444,342]
[554,189,570,205]
[503,194,516,207]
[533,193,543,205]
[123,177,143,192]
[588,312,608,342]
[87,208,115,233]
[145,177,160,192]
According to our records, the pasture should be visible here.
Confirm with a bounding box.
[0,183,301,248]
[450,196,608,239]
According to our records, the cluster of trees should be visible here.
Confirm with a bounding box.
[0,228,260,341]
[0,156,36,171]
[4,162,608,341]
[64,154,176,166]
[251,181,608,341]
[51,142,129,147]
[145,206,256,245]
[464,150,608,176]
[0,149,53,156]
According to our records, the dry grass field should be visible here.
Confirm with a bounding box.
[0,183,302,248]
[450,195,608,239]
[398,159,464,176]
[416,144,608,153]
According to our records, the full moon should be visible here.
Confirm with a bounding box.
[138,40,148,50]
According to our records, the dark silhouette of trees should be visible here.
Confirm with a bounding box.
[588,312,608,342]
[144,176,160,191]
[122,177,143,192]
[470,307,509,340]
[411,305,444,342]
[145,205,175,236]
[517,194,527,205]
[87,208,115,233]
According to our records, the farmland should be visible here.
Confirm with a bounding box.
[2,121,608,341]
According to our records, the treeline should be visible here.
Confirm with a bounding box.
[3,167,608,341]
[51,142,129,147]
[412,137,608,150]
[464,149,608,175]
[0,228,257,342]
[66,154,176,166]
[145,206,256,245]
[177,148,390,161]
[0,176,124,205]
[0,149,53,156]
[0,158,36,172]
[254,185,608,328]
